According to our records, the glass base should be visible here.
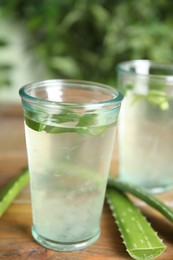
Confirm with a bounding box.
[32,226,100,251]
[119,176,173,194]
[144,185,173,194]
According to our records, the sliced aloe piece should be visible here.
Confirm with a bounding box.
[108,177,173,223]
[132,90,169,110]
[25,116,44,132]
[122,83,169,110]
[0,169,29,217]
[106,187,166,260]
[24,108,114,135]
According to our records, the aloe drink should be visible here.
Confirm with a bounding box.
[25,123,116,243]
[118,91,173,192]
[117,60,173,193]
[19,80,123,251]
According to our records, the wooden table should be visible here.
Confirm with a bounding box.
[1,104,173,260]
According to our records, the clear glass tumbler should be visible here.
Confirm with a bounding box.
[117,60,173,193]
[19,79,123,251]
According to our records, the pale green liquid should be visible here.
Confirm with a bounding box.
[118,92,173,193]
[25,124,116,248]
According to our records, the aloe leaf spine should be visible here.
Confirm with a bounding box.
[106,187,166,260]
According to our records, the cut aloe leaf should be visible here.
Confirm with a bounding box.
[106,187,166,260]
[0,169,29,217]
[108,177,173,223]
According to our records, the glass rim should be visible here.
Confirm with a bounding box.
[117,60,173,81]
[19,79,123,109]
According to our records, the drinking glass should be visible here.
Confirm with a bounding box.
[117,60,173,193]
[19,79,123,251]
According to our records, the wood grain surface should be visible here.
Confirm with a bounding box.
[1,104,173,260]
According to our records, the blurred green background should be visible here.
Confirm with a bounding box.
[0,0,173,102]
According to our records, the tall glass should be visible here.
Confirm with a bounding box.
[19,80,123,251]
[117,60,173,193]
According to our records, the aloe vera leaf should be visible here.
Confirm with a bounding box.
[108,177,173,223]
[106,187,166,260]
[0,169,29,217]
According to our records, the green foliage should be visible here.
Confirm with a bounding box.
[0,12,13,88]
[1,0,173,85]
